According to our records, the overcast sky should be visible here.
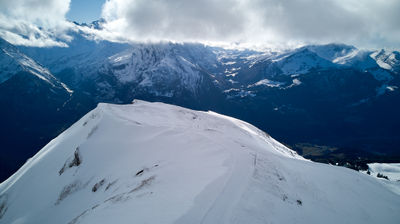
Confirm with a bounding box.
[0,0,399,49]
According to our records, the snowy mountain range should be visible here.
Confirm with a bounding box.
[1,100,399,224]
[1,22,400,181]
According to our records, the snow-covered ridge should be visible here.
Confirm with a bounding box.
[1,100,399,224]
[0,38,73,93]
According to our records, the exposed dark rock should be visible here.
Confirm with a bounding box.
[70,148,81,167]
[377,173,389,180]
[136,169,144,176]
[0,196,7,219]
[59,147,82,175]
[92,179,105,192]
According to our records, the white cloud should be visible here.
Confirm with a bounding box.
[0,0,72,47]
[0,0,399,49]
[99,0,400,49]
[100,0,247,42]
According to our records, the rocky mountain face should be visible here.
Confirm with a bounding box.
[1,24,399,181]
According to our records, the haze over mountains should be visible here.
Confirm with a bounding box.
[1,21,400,181]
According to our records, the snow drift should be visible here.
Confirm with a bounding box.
[0,100,399,224]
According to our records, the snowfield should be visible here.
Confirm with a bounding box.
[0,100,399,224]
[363,163,400,195]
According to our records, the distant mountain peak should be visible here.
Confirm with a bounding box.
[73,19,106,30]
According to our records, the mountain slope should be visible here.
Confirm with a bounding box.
[371,49,400,73]
[0,37,94,182]
[19,30,130,89]
[102,42,217,97]
[0,38,72,92]
[222,44,400,162]
[6,33,400,180]
[0,101,399,224]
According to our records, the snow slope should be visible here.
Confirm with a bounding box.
[368,163,400,181]
[306,43,357,62]
[273,48,335,75]
[370,50,400,72]
[363,163,400,195]
[0,101,399,224]
[0,38,72,93]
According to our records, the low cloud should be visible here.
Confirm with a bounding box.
[100,0,400,49]
[0,0,399,49]
[101,0,246,42]
[0,0,72,47]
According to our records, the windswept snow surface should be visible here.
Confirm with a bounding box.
[364,163,400,195]
[0,101,399,224]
